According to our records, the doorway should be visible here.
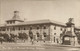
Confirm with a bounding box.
[62,35,71,45]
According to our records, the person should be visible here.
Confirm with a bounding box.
[31,39,34,45]
[1,40,3,44]
[0,38,3,44]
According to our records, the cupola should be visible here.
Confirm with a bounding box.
[6,11,24,24]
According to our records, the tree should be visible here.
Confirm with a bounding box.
[10,33,17,42]
[76,33,80,44]
[0,33,4,44]
[2,33,9,42]
[18,33,28,42]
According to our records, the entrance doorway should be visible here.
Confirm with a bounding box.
[62,35,71,45]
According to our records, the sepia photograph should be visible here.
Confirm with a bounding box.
[0,0,80,51]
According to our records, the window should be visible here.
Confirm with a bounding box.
[7,28,9,31]
[43,26,46,29]
[2,28,6,31]
[44,41,45,42]
[54,33,56,35]
[0,28,1,31]
[18,27,20,30]
[13,27,15,31]
[10,28,12,31]
[24,27,26,30]
[64,29,66,31]
[13,21,15,24]
[36,32,39,37]
[56,38,59,43]
[60,28,63,31]
[54,26,56,30]
[54,37,55,42]
[37,27,39,30]
[10,21,12,24]
[43,32,47,37]
[7,21,9,24]
[30,27,32,30]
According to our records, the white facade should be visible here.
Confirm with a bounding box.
[0,11,80,45]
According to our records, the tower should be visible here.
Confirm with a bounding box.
[62,18,78,45]
[66,18,75,36]
[6,11,24,25]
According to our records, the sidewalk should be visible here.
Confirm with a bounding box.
[43,43,80,48]
[0,42,42,46]
[0,42,80,48]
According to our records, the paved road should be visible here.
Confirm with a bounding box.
[0,43,80,51]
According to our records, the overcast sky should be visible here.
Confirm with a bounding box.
[0,0,80,26]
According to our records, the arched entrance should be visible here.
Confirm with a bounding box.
[62,35,71,45]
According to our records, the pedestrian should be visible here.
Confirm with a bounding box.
[32,39,34,45]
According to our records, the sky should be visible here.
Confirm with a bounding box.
[0,0,80,26]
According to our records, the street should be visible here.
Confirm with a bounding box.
[0,43,80,51]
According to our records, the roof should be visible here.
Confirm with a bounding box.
[6,16,24,22]
[66,22,75,27]
[0,19,66,27]
[0,19,80,30]
[18,19,66,26]
[6,19,24,22]
[0,24,6,27]
[60,31,76,37]
[6,11,24,22]
[75,26,80,30]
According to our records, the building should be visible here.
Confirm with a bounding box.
[0,11,80,45]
